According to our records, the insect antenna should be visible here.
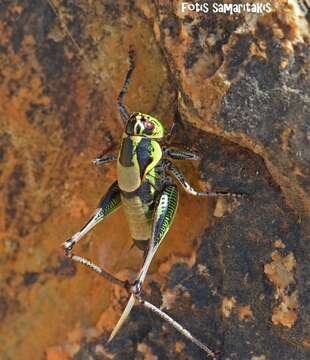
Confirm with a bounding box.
[164,104,194,150]
[117,47,136,123]
[46,0,105,85]
[46,0,136,120]
[46,0,84,57]
[164,116,176,144]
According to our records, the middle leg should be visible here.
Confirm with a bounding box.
[163,159,246,198]
[163,147,200,161]
[92,153,117,165]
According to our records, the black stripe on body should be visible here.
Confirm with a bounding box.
[138,181,157,205]
[119,137,134,166]
[136,138,153,179]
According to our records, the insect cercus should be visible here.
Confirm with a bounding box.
[47,1,246,357]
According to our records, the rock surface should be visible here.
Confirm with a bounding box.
[0,1,309,359]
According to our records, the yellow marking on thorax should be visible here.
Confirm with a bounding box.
[142,140,162,181]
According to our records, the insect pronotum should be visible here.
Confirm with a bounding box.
[47,1,246,357]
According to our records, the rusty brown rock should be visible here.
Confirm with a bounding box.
[154,0,310,216]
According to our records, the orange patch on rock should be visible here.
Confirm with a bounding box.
[137,343,158,360]
[272,302,298,328]
[264,251,298,328]
[281,128,294,153]
[96,303,124,334]
[238,305,255,322]
[213,196,239,218]
[251,356,266,360]
[46,346,71,360]
[222,296,236,318]
[302,338,310,348]
[264,251,296,289]
[175,341,185,353]
[274,239,286,249]
[161,288,178,311]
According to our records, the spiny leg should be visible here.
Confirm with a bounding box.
[70,254,129,288]
[46,0,101,83]
[92,154,117,165]
[163,147,200,161]
[118,47,136,124]
[108,184,179,341]
[163,159,246,198]
[46,0,83,56]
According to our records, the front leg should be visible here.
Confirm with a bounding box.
[163,159,246,198]
[92,153,117,165]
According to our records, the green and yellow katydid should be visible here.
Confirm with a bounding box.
[62,49,244,357]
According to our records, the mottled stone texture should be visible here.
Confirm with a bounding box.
[0,0,309,359]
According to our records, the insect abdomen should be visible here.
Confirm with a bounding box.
[121,194,153,243]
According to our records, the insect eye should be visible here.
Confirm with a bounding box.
[144,121,155,130]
